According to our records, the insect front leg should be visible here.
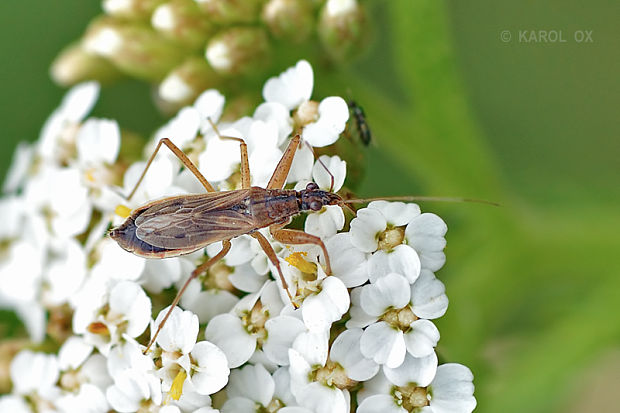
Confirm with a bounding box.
[269,224,332,276]
[125,138,216,202]
[250,231,295,305]
[143,239,232,354]
[266,134,301,190]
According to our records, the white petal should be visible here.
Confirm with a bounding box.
[155,107,200,150]
[294,383,348,413]
[346,287,377,328]
[325,232,369,287]
[221,397,256,413]
[77,118,121,165]
[58,336,93,370]
[228,262,268,293]
[61,81,100,122]
[0,395,31,413]
[330,328,379,381]
[190,341,230,395]
[264,316,306,366]
[304,205,344,239]
[10,350,59,395]
[312,155,346,192]
[302,97,349,148]
[405,213,447,272]
[263,60,313,110]
[253,102,293,145]
[285,142,314,184]
[357,395,407,413]
[109,281,151,338]
[368,201,420,226]
[360,322,406,368]
[154,306,199,353]
[184,289,239,323]
[226,363,274,406]
[411,269,449,319]
[198,136,240,182]
[204,314,256,368]
[91,239,145,282]
[368,245,421,284]
[349,208,386,253]
[194,89,225,134]
[273,367,296,406]
[302,276,349,331]
[383,352,438,387]
[429,364,477,413]
[360,273,410,317]
[403,319,440,357]
[292,330,329,367]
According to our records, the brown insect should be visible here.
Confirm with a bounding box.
[110,126,345,353]
[110,123,497,353]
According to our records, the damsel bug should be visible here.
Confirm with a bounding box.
[110,123,496,353]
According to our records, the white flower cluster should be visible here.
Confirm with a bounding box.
[0,60,476,413]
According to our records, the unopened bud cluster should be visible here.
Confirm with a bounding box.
[51,0,370,112]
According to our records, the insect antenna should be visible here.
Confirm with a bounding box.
[304,141,335,192]
[344,196,500,207]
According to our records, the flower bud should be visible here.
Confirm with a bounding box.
[102,0,167,19]
[194,0,262,24]
[51,42,122,87]
[205,27,270,76]
[261,0,315,43]
[157,56,219,111]
[83,17,188,81]
[151,0,214,51]
[318,0,369,62]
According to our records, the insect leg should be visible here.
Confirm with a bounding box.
[207,118,250,189]
[143,239,232,354]
[269,225,332,276]
[266,134,301,190]
[126,138,216,201]
[250,231,295,305]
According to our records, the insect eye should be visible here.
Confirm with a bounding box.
[306,182,319,191]
[309,200,322,211]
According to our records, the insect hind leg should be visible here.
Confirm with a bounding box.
[143,239,232,354]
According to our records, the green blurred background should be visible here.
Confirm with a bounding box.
[0,1,618,412]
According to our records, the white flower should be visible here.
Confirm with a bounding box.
[76,118,120,167]
[405,213,448,272]
[324,233,370,288]
[358,361,475,413]
[38,82,100,162]
[350,273,441,368]
[263,60,313,110]
[106,368,162,412]
[10,350,59,399]
[0,395,32,413]
[221,364,276,412]
[73,280,151,355]
[301,97,349,147]
[188,341,230,395]
[329,328,379,382]
[262,60,349,148]
[424,363,477,413]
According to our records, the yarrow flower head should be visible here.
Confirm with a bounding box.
[0,59,476,412]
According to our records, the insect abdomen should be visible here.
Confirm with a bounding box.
[110,215,185,258]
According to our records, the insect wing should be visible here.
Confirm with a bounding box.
[134,190,254,249]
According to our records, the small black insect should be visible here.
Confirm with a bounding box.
[348,99,372,146]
